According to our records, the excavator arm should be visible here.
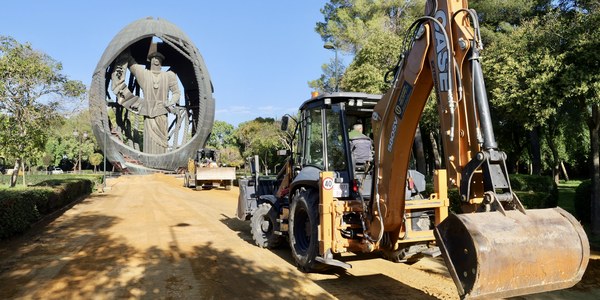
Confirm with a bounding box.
[370,0,589,298]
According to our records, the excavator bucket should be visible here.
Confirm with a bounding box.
[434,207,589,299]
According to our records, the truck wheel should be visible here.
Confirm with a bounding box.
[289,188,324,272]
[224,180,232,190]
[251,203,284,248]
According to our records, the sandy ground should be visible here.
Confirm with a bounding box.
[0,173,598,299]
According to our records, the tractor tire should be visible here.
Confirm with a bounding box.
[289,188,324,272]
[251,203,284,248]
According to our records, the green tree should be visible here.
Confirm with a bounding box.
[235,118,285,174]
[0,36,86,186]
[89,153,103,173]
[312,1,424,93]
[482,17,561,174]
[308,57,346,93]
[341,30,402,93]
[471,0,551,29]
[204,120,243,168]
[205,120,236,150]
[43,110,95,171]
[218,147,244,168]
[477,1,600,233]
[41,153,53,169]
[467,1,552,175]
[555,2,600,234]
[316,0,424,54]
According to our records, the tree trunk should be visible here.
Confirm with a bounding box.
[21,163,26,186]
[413,127,426,175]
[546,129,561,185]
[561,161,570,181]
[529,128,542,175]
[509,129,528,174]
[9,158,21,188]
[590,103,600,236]
[263,154,269,176]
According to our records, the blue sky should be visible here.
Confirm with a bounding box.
[1,1,336,126]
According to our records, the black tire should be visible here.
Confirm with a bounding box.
[289,188,323,272]
[251,203,284,248]
[224,180,232,190]
[185,172,196,189]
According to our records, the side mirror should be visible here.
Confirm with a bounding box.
[281,115,289,131]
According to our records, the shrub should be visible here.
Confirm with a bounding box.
[0,193,40,239]
[509,174,558,208]
[0,178,94,240]
[509,174,555,192]
[0,174,103,187]
[574,180,591,224]
[426,174,557,211]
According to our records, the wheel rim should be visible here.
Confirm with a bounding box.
[261,217,271,233]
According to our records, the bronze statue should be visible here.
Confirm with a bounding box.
[126,51,181,154]
[90,17,215,173]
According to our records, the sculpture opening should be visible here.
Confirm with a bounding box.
[89,17,215,173]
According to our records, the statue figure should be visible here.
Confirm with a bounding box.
[91,17,215,173]
[123,51,181,154]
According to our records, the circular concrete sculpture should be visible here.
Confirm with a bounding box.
[90,17,214,173]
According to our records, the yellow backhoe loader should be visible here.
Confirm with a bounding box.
[237,0,589,298]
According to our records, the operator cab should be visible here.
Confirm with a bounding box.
[196,148,218,166]
[293,92,380,199]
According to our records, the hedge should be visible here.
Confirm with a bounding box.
[435,174,557,213]
[0,177,96,239]
[0,174,103,187]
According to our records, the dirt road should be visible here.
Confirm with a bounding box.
[0,174,599,299]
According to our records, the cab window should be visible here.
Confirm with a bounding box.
[305,108,324,167]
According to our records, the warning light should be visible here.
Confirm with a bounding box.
[311,91,319,98]
[352,179,359,193]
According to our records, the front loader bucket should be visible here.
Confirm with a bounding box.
[434,207,589,299]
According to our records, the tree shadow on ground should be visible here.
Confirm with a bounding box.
[0,209,330,298]
[315,273,438,299]
[217,213,443,299]
[219,213,256,246]
[0,193,110,256]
